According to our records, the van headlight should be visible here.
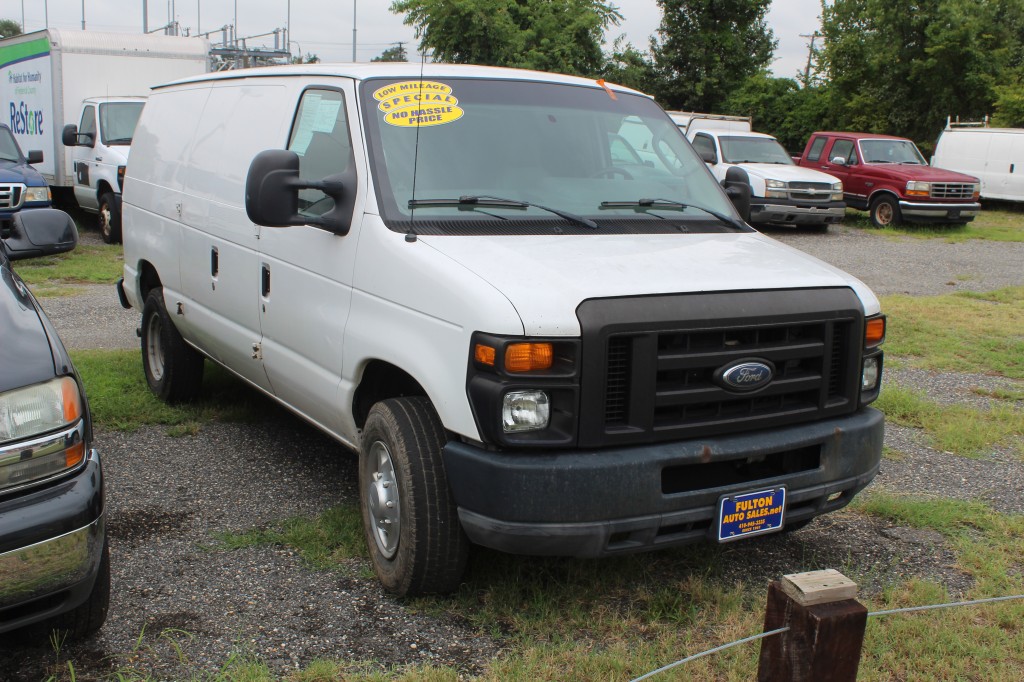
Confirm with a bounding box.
[0,377,86,491]
[24,186,52,203]
[502,390,550,432]
[765,179,787,199]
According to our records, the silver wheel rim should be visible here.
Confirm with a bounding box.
[99,202,112,237]
[367,440,401,558]
[145,312,165,382]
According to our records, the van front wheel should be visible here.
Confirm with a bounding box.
[141,287,204,403]
[98,192,121,244]
[360,397,469,597]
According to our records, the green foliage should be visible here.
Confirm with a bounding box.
[600,37,658,94]
[818,0,1024,144]
[991,68,1024,127]
[0,18,21,38]
[721,73,828,152]
[389,0,622,76]
[371,43,409,62]
[649,0,776,112]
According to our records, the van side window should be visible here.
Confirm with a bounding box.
[806,136,827,162]
[79,105,96,142]
[287,89,354,218]
[830,139,855,164]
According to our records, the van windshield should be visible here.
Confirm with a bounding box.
[360,78,739,234]
[98,102,145,145]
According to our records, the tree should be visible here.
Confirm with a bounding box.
[600,37,658,94]
[372,43,409,62]
[649,0,776,113]
[817,0,1024,144]
[722,73,828,153]
[290,52,320,64]
[0,19,21,38]
[388,0,622,76]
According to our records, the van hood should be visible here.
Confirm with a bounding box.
[866,163,979,183]
[418,232,878,335]
[730,163,839,184]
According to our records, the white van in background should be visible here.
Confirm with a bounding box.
[119,64,886,597]
[932,119,1024,202]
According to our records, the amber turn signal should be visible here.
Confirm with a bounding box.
[865,317,886,346]
[505,343,554,372]
[474,343,496,366]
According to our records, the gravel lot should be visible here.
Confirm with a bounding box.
[2,225,1022,680]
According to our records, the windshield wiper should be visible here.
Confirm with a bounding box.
[599,198,749,231]
[409,195,597,229]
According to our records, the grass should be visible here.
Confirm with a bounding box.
[843,203,1024,242]
[880,286,1024,379]
[14,240,123,293]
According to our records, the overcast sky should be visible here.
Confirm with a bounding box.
[5,1,824,80]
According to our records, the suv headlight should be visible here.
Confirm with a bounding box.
[906,181,931,197]
[0,377,86,491]
[24,186,52,203]
[765,178,787,199]
[832,181,844,201]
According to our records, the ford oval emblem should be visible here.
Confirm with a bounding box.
[715,360,775,393]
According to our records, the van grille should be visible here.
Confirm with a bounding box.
[787,181,833,202]
[577,289,864,448]
[930,183,975,199]
[0,184,25,210]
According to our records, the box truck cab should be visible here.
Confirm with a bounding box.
[61,96,146,243]
[666,113,845,229]
[931,120,1024,203]
[120,64,886,597]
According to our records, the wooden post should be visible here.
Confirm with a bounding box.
[757,569,867,682]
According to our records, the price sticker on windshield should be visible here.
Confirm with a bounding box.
[373,80,464,128]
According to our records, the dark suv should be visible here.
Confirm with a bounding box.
[0,123,53,231]
[0,209,108,639]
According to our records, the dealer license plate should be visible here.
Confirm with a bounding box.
[717,487,786,543]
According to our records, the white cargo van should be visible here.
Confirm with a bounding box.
[664,113,845,229]
[119,64,886,596]
[931,121,1024,202]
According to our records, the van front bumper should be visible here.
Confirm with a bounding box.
[899,201,980,222]
[0,449,105,633]
[442,408,883,557]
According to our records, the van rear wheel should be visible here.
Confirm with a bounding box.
[141,287,204,403]
[98,192,121,244]
[360,397,469,597]
[869,195,901,228]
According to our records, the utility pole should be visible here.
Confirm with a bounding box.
[352,0,357,61]
[143,0,148,33]
[81,0,85,30]
[800,32,821,87]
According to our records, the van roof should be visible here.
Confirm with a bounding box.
[154,62,647,96]
[942,126,1024,135]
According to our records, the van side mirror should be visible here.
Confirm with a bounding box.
[245,149,353,235]
[699,148,717,164]
[61,123,94,148]
[26,150,43,164]
[2,208,78,261]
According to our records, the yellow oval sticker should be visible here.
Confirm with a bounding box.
[372,80,453,101]
[383,103,465,128]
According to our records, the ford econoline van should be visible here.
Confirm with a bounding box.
[119,64,886,596]
[931,121,1024,202]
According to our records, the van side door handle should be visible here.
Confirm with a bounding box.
[261,263,271,297]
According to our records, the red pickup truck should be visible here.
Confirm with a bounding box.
[796,132,981,227]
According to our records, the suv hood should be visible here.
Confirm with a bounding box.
[419,232,879,335]
[729,163,839,183]
[0,264,56,391]
[0,160,46,186]
[866,163,979,183]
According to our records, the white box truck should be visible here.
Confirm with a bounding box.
[931,119,1024,203]
[0,29,209,239]
[659,112,846,230]
[118,64,886,597]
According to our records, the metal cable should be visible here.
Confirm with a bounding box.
[630,594,1024,681]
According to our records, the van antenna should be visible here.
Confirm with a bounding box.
[406,49,428,243]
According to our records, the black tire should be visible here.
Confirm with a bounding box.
[869,195,901,228]
[360,397,469,597]
[22,540,110,641]
[141,287,204,403]
[98,192,121,244]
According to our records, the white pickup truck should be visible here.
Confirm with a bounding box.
[669,113,846,229]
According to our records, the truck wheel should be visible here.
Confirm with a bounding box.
[20,540,110,641]
[360,396,469,597]
[98,192,121,244]
[869,195,901,228]
[141,287,204,403]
